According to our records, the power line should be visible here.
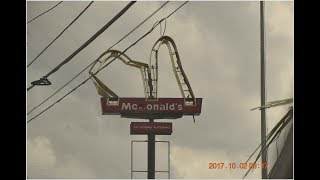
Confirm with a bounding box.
[27,1,94,68]
[27,1,137,91]
[27,1,169,115]
[27,1,188,124]
[109,1,169,50]
[27,1,63,24]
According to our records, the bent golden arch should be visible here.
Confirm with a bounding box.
[89,36,196,106]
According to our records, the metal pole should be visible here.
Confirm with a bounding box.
[260,1,268,179]
[148,119,155,179]
[168,141,170,179]
[147,73,156,179]
[131,140,133,179]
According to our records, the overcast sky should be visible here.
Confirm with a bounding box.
[27,1,293,179]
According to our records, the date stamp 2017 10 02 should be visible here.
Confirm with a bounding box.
[208,162,269,170]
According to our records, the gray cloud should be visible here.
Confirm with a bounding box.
[27,1,293,179]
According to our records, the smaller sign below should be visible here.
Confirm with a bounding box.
[130,122,172,135]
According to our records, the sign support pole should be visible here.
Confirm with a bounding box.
[260,1,268,178]
[147,119,156,179]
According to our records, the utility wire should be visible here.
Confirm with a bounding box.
[27,1,169,115]
[27,1,63,24]
[109,1,169,50]
[27,1,94,68]
[27,1,188,123]
[27,1,136,91]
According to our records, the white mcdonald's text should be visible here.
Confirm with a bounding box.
[121,102,183,111]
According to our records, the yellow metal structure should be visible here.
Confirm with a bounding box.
[89,49,152,99]
[149,36,196,105]
[89,36,196,106]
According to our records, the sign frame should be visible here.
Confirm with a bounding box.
[101,97,202,119]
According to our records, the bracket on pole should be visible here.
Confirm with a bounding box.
[31,77,51,86]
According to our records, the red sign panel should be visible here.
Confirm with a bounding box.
[130,122,172,135]
[101,98,202,119]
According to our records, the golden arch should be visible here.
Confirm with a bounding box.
[89,36,196,106]
[149,36,196,105]
[89,49,152,99]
